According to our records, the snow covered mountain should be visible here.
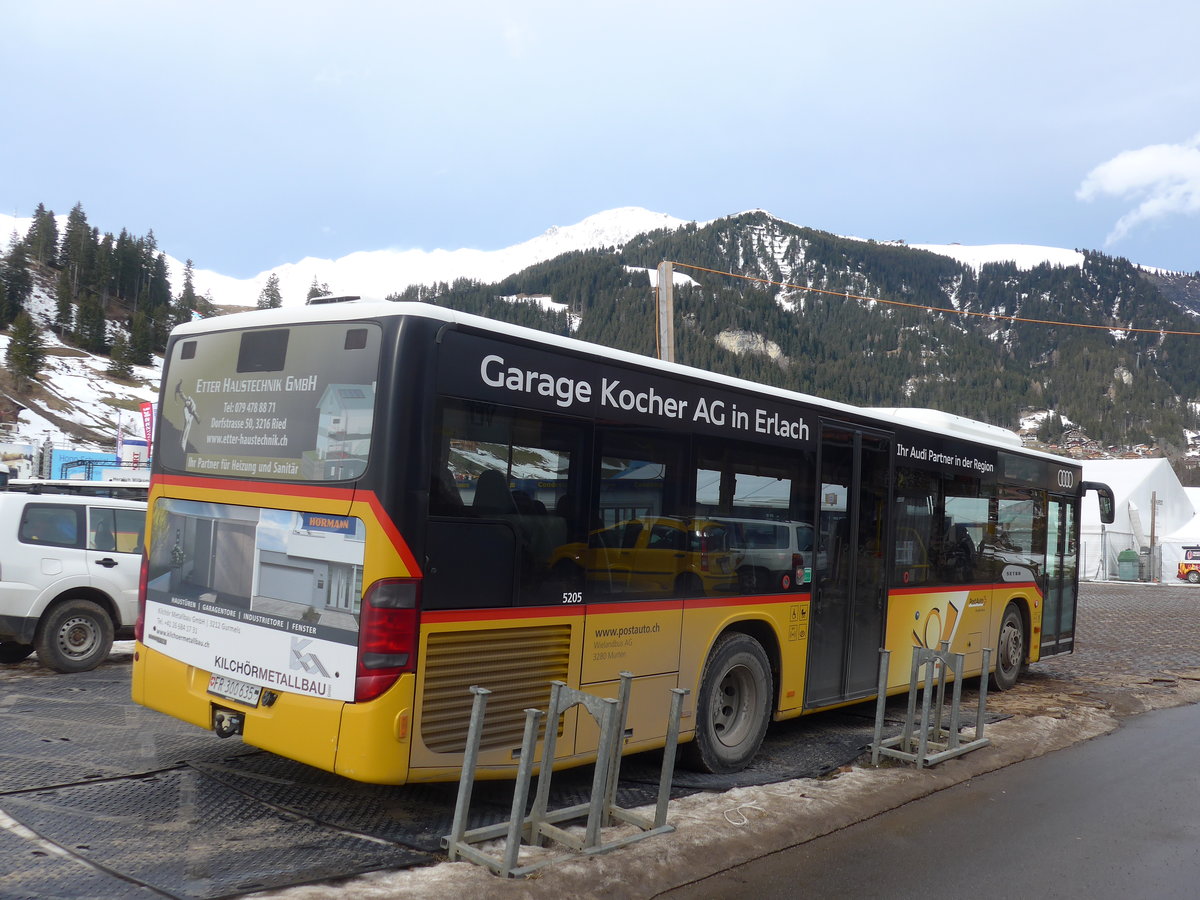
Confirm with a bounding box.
[1,207,1112,311]
[2,205,1194,459]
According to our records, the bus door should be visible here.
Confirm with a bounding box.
[805,423,893,708]
[1041,495,1079,656]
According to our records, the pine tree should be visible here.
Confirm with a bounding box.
[74,294,108,353]
[149,252,172,312]
[106,332,135,379]
[129,310,154,365]
[306,276,331,302]
[59,203,92,298]
[5,311,45,385]
[257,272,283,308]
[54,268,73,331]
[172,259,198,328]
[23,204,59,266]
[0,236,33,326]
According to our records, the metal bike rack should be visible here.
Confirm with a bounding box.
[443,672,689,878]
[871,642,991,768]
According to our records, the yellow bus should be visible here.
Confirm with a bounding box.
[131,299,1113,783]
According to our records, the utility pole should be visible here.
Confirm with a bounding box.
[1150,490,1162,582]
[656,261,675,363]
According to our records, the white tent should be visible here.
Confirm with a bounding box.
[1080,459,1197,581]
[1157,486,1200,583]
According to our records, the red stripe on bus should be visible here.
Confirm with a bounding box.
[581,600,684,616]
[361,492,422,576]
[685,592,811,611]
[888,581,1044,598]
[423,605,588,625]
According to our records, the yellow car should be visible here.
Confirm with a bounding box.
[550,516,740,598]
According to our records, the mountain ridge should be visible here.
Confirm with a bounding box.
[2,206,1199,475]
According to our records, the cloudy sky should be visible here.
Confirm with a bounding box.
[2,0,1199,278]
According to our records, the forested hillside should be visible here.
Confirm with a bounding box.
[392,211,1200,454]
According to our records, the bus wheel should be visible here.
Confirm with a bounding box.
[35,599,114,673]
[1188,570,1200,585]
[683,632,772,774]
[675,573,704,598]
[0,641,35,664]
[991,603,1024,692]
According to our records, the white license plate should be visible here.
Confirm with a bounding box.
[207,674,263,707]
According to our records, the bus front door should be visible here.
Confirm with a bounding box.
[805,424,893,708]
[1041,495,1079,657]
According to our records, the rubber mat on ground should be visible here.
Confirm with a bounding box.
[0,768,429,900]
[0,674,256,793]
[192,752,691,853]
[0,822,159,900]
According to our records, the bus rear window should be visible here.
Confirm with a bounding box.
[158,322,382,482]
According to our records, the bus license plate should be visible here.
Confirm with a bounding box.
[207,674,262,707]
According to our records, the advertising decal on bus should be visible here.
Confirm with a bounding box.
[156,323,381,482]
[143,497,365,701]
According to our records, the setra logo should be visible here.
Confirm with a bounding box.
[289,637,331,678]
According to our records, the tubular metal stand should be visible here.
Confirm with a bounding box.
[871,642,991,768]
[443,672,689,878]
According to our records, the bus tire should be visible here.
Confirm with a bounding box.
[991,603,1024,692]
[1188,570,1200,585]
[0,641,35,664]
[683,632,772,774]
[675,573,704,598]
[35,599,114,674]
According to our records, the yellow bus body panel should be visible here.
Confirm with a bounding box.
[134,643,345,774]
[332,674,414,784]
[880,582,1042,688]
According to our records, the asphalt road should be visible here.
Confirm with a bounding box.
[658,698,1200,899]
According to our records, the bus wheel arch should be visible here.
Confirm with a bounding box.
[683,624,777,774]
[991,601,1027,692]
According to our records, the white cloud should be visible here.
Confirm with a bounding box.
[1077,133,1200,243]
[502,21,533,58]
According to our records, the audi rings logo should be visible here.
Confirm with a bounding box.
[1057,469,1075,488]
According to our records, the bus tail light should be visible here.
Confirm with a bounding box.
[356,578,420,703]
[134,553,149,643]
[699,533,711,572]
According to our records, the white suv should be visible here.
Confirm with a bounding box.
[720,518,816,593]
[0,493,146,672]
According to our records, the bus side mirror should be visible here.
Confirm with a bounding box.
[1081,481,1115,525]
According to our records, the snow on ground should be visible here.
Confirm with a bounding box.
[908,242,1085,271]
[0,278,161,451]
[1019,408,1076,432]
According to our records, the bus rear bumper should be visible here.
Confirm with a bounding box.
[132,645,415,784]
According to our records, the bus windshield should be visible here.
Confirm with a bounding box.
[157,322,382,482]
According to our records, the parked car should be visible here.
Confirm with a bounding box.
[719,518,815,592]
[1178,545,1200,584]
[550,516,739,597]
[0,493,146,672]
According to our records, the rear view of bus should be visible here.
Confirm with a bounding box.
[132,305,419,783]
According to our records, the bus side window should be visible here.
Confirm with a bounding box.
[424,399,586,608]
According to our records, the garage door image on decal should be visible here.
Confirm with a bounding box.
[143,498,365,701]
